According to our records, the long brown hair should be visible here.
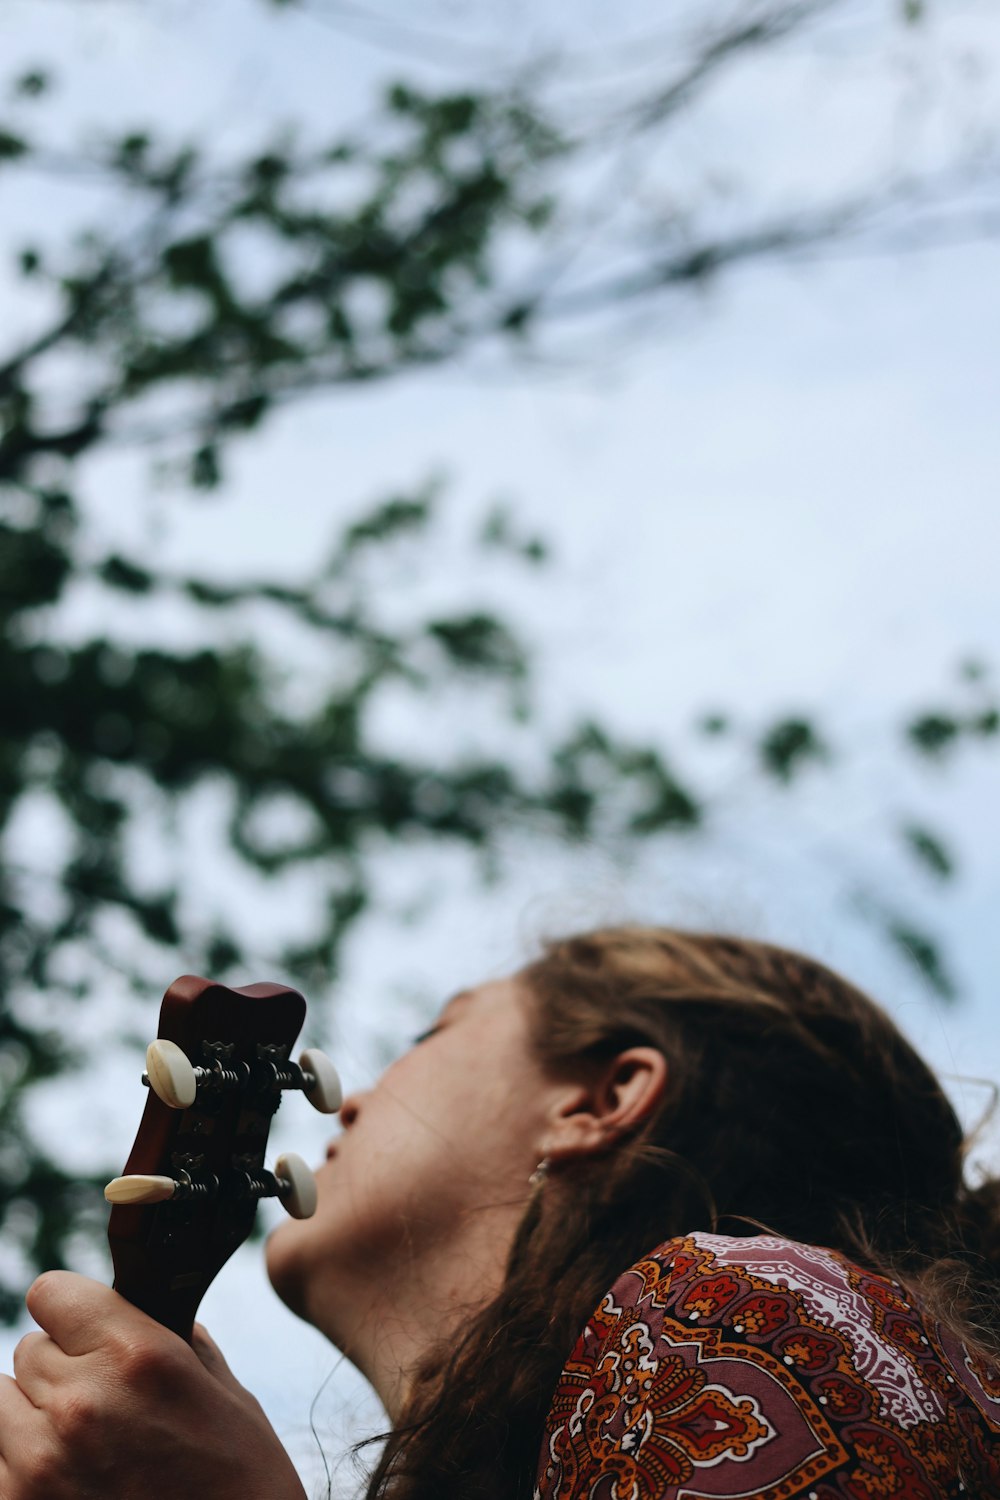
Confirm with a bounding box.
[362,926,1000,1499]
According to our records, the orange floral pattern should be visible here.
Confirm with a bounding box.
[535,1233,1000,1499]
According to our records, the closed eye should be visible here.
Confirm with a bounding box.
[412,1025,441,1045]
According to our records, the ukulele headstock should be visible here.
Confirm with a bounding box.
[106,975,341,1341]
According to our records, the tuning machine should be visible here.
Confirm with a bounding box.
[104,1164,217,1207]
[271,1152,317,1218]
[105,1150,317,1219]
[143,1039,342,1113]
[104,1174,180,1206]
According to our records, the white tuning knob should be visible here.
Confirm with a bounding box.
[275,1152,317,1219]
[146,1039,197,1109]
[105,1174,177,1205]
[299,1049,342,1114]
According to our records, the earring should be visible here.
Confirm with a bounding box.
[529,1157,551,1190]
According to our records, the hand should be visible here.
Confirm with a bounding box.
[0,1272,307,1500]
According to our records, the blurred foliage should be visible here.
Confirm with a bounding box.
[758,719,831,784]
[0,0,996,1311]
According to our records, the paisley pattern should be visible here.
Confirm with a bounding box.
[535,1234,1000,1499]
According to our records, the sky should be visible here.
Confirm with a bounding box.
[0,0,999,1491]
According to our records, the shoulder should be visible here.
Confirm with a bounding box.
[535,1231,1000,1500]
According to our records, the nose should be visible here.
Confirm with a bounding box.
[338,1092,362,1128]
[325,1089,365,1156]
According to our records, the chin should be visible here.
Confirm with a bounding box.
[265,1219,313,1321]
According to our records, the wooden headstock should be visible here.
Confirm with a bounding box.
[106,975,340,1342]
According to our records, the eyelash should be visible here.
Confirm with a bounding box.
[412,1026,441,1045]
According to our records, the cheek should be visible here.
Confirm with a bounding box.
[265,1154,401,1313]
[269,1119,455,1284]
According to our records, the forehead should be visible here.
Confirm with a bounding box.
[443,976,522,1015]
[438,978,542,1085]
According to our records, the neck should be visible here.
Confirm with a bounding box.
[314,1199,526,1420]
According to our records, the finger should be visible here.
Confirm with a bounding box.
[27,1272,169,1357]
[11,1331,60,1404]
[190,1324,249,1398]
[0,1371,44,1461]
[0,1372,39,1413]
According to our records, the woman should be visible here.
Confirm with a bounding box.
[2,927,999,1497]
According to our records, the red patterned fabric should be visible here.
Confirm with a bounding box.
[535,1233,1000,1499]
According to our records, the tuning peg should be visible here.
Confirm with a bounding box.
[105,1174,177,1205]
[275,1152,317,1219]
[145,1039,197,1109]
[298,1049,342,1114]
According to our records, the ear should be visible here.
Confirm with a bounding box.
[542,1048,668,1165]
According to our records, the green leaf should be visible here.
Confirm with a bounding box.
[906,713,960,757]
[428,614,527,678]
[206,932,241,973]
[629,769,701,834]
[131,894,179,946]
[164,235,219,291]
[99,554,155,593]
[247,152,289,188]
[479,505,549,564]
[116,132,151,171]
[901,824,954,880]
[759,718,829,783]
[190,442,222,489]
[0,522,72,613]
[218,393,269,431]
[886,921,955,1001]
[340,496,432,552]
[0,129,29,161]
[387,83,418,116]
[13,70,51,100]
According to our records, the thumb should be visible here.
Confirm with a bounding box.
[191,1323,249,1397]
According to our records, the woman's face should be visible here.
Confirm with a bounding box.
[265,975,557,1331]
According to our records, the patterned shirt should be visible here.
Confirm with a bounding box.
[535,1232,1000,1499]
